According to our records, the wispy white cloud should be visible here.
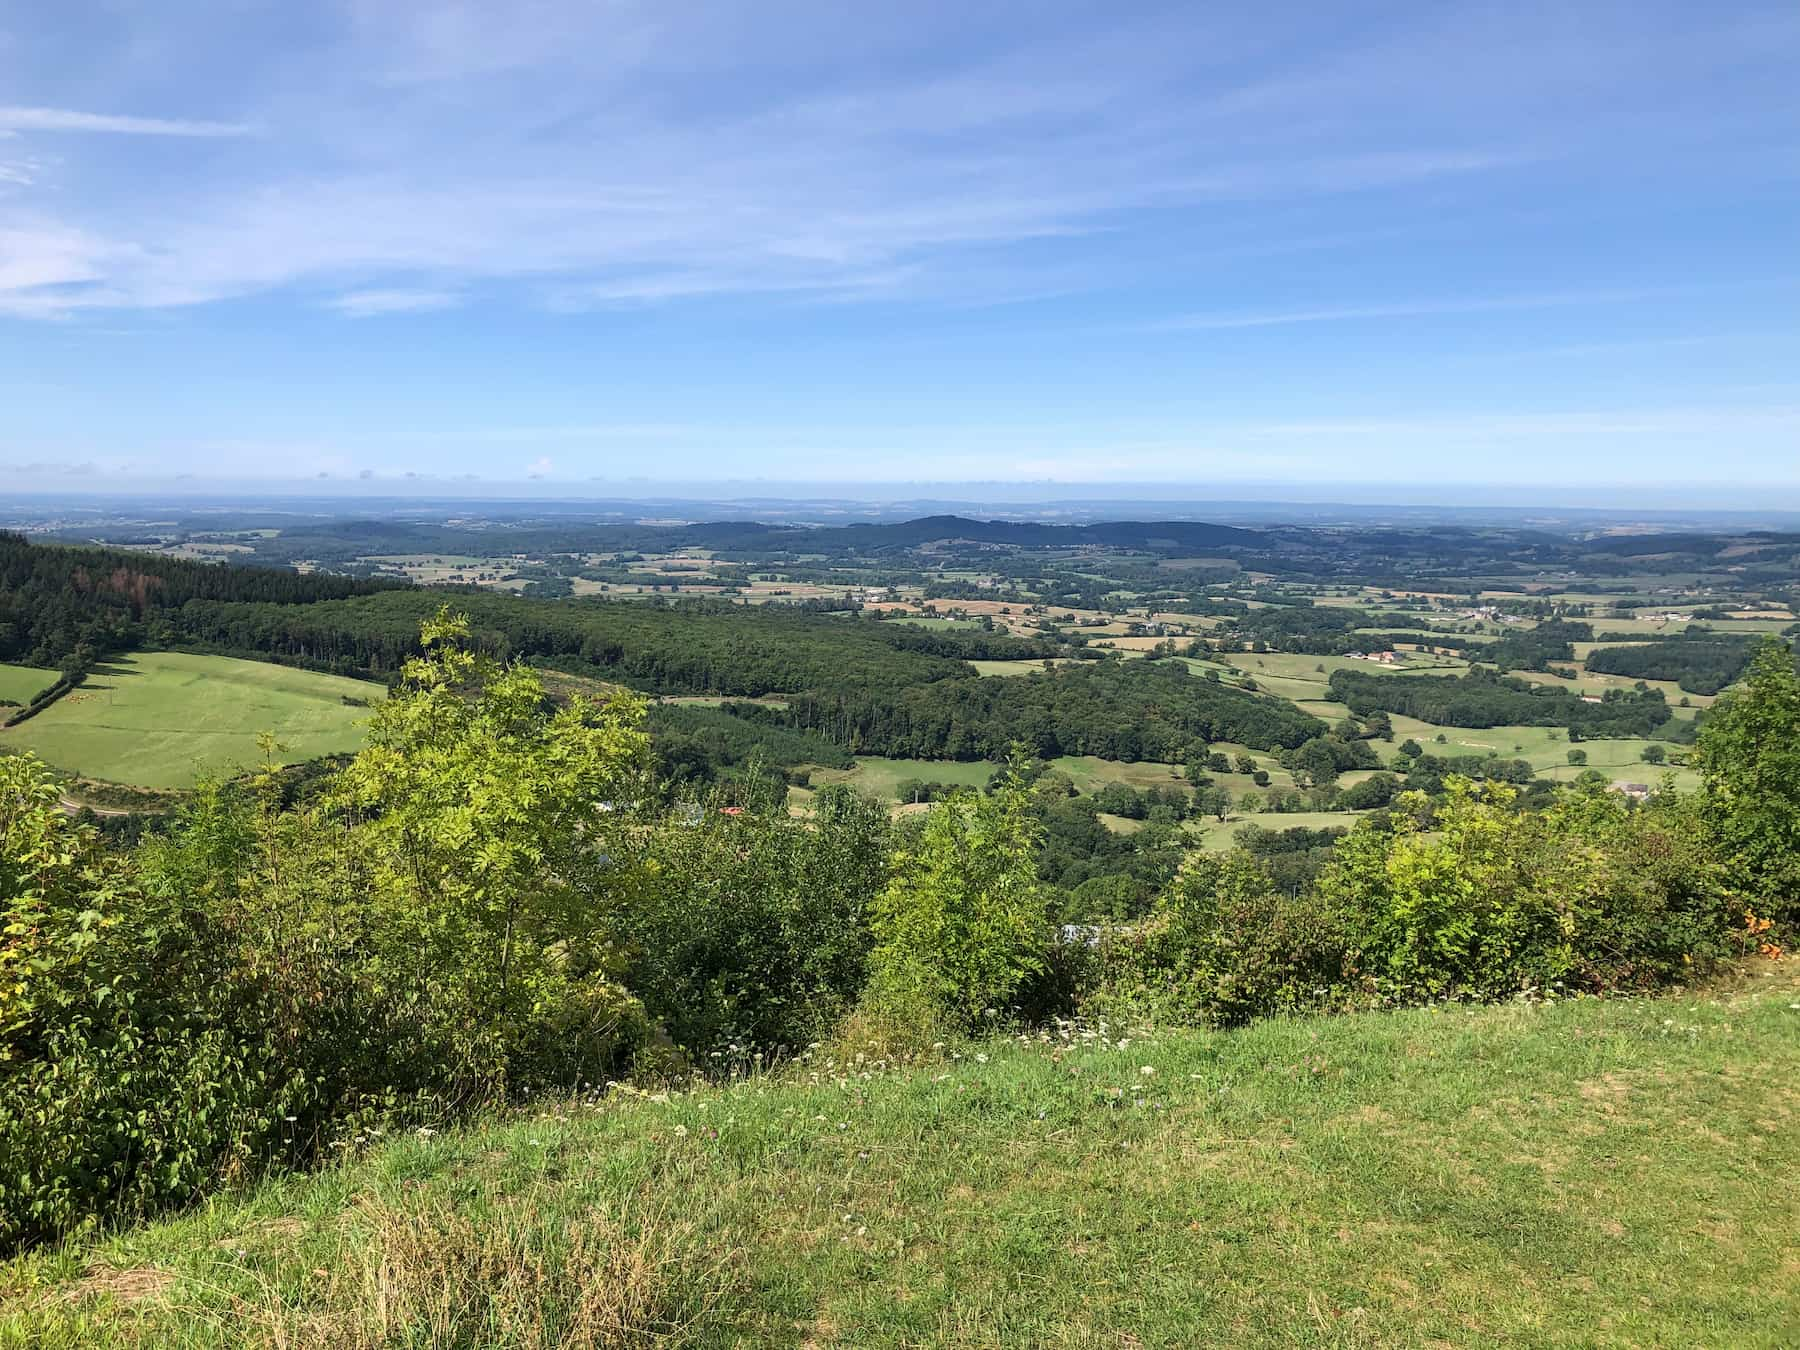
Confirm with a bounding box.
[327,287,461,317]
[0,0,1793,375]
[1149,284,1770,332]
[0,106,251,137]
[0,6,1559,320]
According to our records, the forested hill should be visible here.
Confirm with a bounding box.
[785,656,1325,759]
[167,589,1322,761]
[0,532,401,667]
[169,590,1055,692]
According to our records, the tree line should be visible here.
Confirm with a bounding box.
[780,657,1326,762]
[1328,667,1690,739]
[0,533,400,669]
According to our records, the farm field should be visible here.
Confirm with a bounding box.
[798,752,1300,807]
[880,614,983,631]
[0,662,58,705]
[0,652,385,789]
[1508,667,1715,707]
[1226,651,1466,682]
[1047,755,1189,792]
[1051,750,1298,801]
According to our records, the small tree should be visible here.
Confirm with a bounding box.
[867,769,1049,1032]
[330,607,651,1087]
[1566,748,1587,766]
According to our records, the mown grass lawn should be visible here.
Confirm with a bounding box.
[7,962,1796,1347]
[0,652,384,789]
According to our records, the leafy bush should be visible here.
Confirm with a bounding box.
[867,772,1050,1033]
[619,783,891,1057]
[1,757,311,1249]
[1698,637,1800,923]
[2,611,658,1250]
[1087,776,1743,1030]
[1086,851,1351,1027]
[1316,779,1738,1000]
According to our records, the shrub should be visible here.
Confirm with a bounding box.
[1316,778,1739,1000]
[620,784,891,1058]
[866,773,1050,1034]
[1086,851,1351,1027]
[1,756,310,1249]
[1085,773,1744,1030]
[2,612,659,1250]
[1698,637,1800,923]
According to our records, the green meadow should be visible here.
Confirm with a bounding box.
[807,756,997,799]
[0,663,58,706]
[0,652,384,790]
[9,961,1794,1347]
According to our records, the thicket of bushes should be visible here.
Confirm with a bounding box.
[3,621,1796,1252]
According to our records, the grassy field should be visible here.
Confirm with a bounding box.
[1510,667,1715,708]
[8,961,1794,1346]
[967,658,1073,676]
[880,615,983,631]
[1219,651,1469,705]
[807,757,996,800]
[1188,807,1364,848]
[0,652,384,789]
[0,663,58,705]
[1383,716,1699,790]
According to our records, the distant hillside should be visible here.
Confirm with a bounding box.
[229,515,1268,565]
[820,515,1266,553]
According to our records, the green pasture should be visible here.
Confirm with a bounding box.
[0,652,385,789]
[0,662,59,705]
[1511,666,1716,708]
[19,964,1797,1347]
[1188,807,1366,848]
[881,615,982,631]
[807,757,996,800]
[968,658,1074,676]
[1383,715,1697,789]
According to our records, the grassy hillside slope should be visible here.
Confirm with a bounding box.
[0,652,384,789]
[5,962,1796,1348]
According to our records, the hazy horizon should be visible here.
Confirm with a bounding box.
[10,479,1800,524]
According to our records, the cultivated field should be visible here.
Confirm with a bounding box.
[0,652,385,789]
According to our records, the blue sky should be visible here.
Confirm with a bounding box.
[2,1,1798,501]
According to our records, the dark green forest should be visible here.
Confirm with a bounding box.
[1328,667,1689,739]
[1584,636,1759,695]
[0,533,399,669]
[783,656,1325,761]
